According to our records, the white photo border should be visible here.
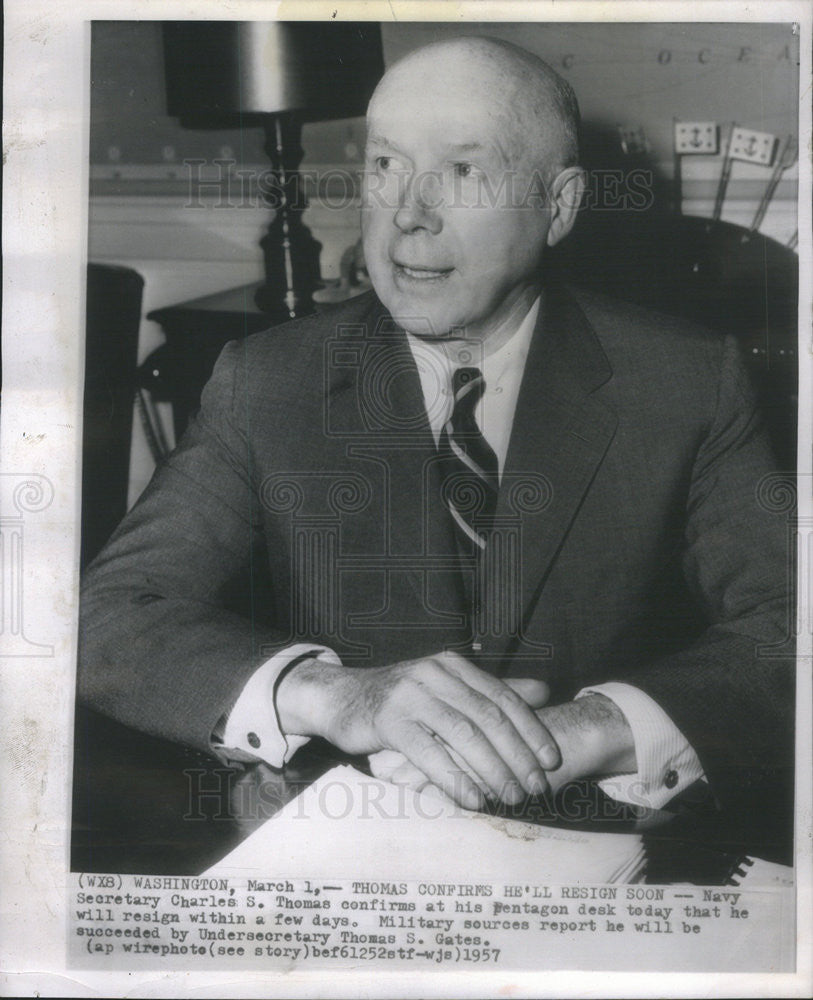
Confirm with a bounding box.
[1,1,811,997]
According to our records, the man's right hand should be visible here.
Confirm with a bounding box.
[275,650,560,810]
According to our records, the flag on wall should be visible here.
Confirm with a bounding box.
[674,121,718,154]
[729,127,777,165]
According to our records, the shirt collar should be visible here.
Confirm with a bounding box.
[404,294,540,380]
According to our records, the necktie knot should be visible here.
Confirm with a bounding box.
[453,366,481,392]
[450,367,485,431]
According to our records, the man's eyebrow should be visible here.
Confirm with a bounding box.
[366,132,404,152]
[446,140,510,165]
[365,133,511,165]
[447,141,487,153]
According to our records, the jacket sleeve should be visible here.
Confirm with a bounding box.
[78,339,296,756]
[625,334,795,815]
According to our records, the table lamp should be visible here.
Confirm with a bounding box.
[163,21,384,320]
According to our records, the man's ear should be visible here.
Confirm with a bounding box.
[545,166,586,247]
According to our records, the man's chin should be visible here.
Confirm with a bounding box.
[400,324,461,341]
[379,298,465,340]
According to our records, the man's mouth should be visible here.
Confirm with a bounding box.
[393,261,454,281]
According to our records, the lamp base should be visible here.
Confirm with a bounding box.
[255,114,323,321]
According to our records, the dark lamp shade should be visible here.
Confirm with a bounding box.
[163,21,384,125]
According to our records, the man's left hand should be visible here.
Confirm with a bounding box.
[369,694,636,802]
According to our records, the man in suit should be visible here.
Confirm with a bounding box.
[79,37,793,823]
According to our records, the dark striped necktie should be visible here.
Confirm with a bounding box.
[439,367,500,551]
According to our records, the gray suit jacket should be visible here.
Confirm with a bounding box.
[79,282,794,814]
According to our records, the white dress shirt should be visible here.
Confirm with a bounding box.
[221,296,705,809]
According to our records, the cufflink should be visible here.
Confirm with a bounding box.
[664,769,678,789]
[247,732,261,749]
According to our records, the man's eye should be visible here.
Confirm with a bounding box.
[452,162,478,178]
[375,155,398,171]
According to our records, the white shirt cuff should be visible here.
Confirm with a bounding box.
[575,681,706,809]
[220,644,341,768]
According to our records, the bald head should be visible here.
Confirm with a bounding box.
[361,35,585,344]
[368,36,580,182]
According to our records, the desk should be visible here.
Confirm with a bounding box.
[145,282,281,438]
[71,707,792,882]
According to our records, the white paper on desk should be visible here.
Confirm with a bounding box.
[206,765,645,884]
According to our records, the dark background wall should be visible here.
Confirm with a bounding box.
[90,20,799,176]
[87,19,800,504]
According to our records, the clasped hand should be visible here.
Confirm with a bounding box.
[275,650,560,810]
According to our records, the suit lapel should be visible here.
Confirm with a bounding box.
[318,285,617,667]
[490,283,618,662]
[322,297,469,660]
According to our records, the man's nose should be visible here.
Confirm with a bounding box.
[393,171,443,235]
